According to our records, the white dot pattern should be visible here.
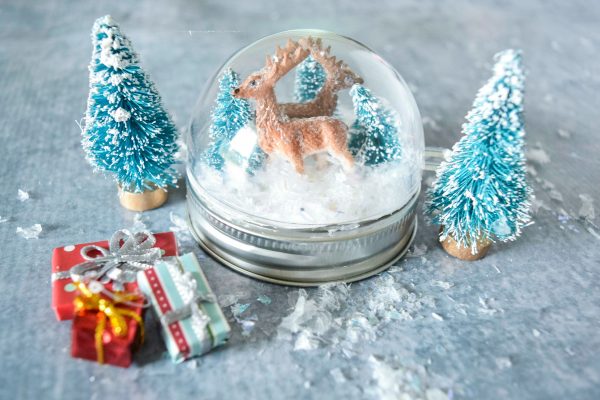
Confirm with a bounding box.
[144,268,190,359]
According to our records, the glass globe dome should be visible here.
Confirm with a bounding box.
[186,30,424,285]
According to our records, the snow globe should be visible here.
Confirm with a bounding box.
[186,30,424,285]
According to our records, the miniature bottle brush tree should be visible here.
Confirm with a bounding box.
[349,84,402,166]
[425,49,532,260]
[82,15,178,211]
[203,68,256,172]
[294,55,326,103]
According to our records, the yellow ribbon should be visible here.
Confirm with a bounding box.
[73,282,145,364]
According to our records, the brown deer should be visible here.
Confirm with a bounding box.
[232,39,354,174]
[280,37,363,119]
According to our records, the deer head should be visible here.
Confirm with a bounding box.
[232,72,270,99]
[233,39,310,100]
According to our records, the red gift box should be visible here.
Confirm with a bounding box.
[71,286,144,368]
[51,231,178,320]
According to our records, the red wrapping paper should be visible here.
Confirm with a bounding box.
[71,304,143,368]
[51,232,178,320]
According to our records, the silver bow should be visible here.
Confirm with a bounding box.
[52,230,162,291]
[160,271,216,329]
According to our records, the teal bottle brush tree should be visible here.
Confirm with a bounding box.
[349,84,402,166]
[294,55,326,103]
[425,49,532,260]
[203,68,264,174]
[82,15,179,211]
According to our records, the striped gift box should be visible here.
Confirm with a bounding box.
[138,253,230,363]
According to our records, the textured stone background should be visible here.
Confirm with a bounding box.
[0,1,599,399]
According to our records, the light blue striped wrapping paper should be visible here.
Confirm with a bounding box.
[138,253,231,363]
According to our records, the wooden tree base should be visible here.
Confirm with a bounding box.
[118,186,168,212]
[440,229,491,261]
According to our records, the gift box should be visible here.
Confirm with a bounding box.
[137,253,231,363]
[51,230,178,320]
[71,283,144,368]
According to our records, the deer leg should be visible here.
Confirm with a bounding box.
[332,147,355,171]
[285,148,305,174]
[291,153,305,174]
[324,124,355,171]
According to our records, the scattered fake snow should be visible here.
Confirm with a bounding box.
[330,368,347,384]
[495,357,513,370]
[230,303,256,336]
[526,148,551,165]
[541,180,563,203]
[231,303,250,317]
[169,211,193,245]
[432,281,453,290]
[431,312,444,321]
[578,194,595,222]
[367,356,449,400]
[16,224,42,239]
[131,213,148,231]
[195,132,419,226]
[587,226,600,241]
[17,189,30,201]
[557,128,571,139]
[277,274,435,357]
[257,294,272,305]
[478,297,503,315]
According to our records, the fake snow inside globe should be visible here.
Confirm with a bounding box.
[186,30,424,285]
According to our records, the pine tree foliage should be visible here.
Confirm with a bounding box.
[294,55,326,103]
[348,84,402,166]
[82,15,178,193]
[425,49,531,253]
[204,68,252,170]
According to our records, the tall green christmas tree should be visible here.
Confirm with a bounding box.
[203,68,254,171]
[294,55,326,102]
[425,49,531,254]
[348,84,402,165]
[82,15,178,193]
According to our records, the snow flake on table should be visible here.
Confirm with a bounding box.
[256,294,272,305]
[230,302,257,336]
[16,224,42,239]
[367,356,450,400]
[578,194,595,222]
[526,147,551,165]
[17,189,30,201]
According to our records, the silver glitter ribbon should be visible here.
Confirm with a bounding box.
[51,230,162,291]
[160,271,216,329]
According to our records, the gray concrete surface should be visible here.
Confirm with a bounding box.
[1,1,599,399]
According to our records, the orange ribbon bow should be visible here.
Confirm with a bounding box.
[73,282,144,364]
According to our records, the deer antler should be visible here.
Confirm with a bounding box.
[264,39,310,82]
[298,37,363,90]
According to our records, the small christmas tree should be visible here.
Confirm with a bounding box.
[294,55,326,102]
[348,84,402,165]
[204,68,254,171]
[425,49,531,259]
[82,16,178,210]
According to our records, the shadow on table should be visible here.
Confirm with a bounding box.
[134,309,168,366]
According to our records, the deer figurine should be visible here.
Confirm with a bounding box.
[280,37,363,119]
[232,39,354,174]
